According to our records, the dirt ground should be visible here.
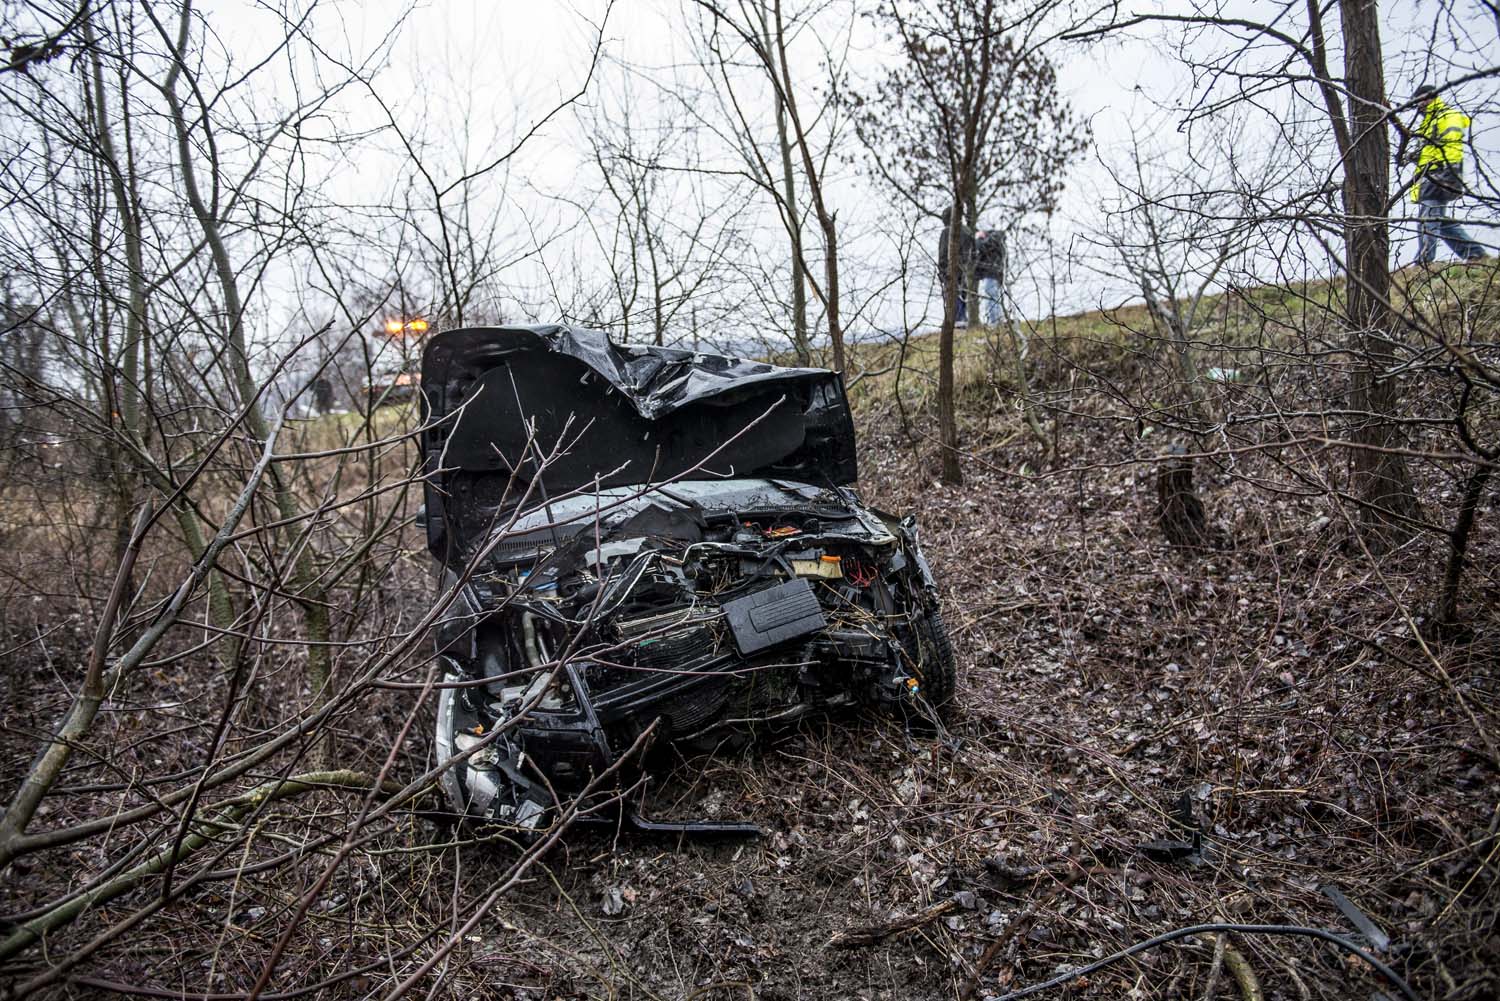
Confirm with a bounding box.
[1,385,1496,1000]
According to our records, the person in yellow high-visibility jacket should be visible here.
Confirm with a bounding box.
[1402,85,1486,264]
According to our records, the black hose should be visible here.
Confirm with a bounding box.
[993,922,1418,1001]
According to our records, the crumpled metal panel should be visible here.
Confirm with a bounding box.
[419,325,859,561]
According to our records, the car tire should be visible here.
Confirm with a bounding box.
[911,608,958,711]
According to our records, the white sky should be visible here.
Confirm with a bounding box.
[316,0,1497,326]
[15,0,1499,356]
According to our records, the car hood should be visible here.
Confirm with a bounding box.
[419,326,858,562]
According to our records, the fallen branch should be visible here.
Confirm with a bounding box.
[826,896,959,949]
[1201,931,1227,1000]
[1218,935,1264,1001]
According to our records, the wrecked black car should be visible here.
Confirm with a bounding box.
[419,326,954,836]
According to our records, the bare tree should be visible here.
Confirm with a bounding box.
[1066,2,1434,544]
[1090,123,1284,427]
[0,0,426,937]
[573,66,749,345]
[846,0,1084,482]
[688,0,854,371]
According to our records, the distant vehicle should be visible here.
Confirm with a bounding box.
[419,326,955,837]
[365,371,418,407]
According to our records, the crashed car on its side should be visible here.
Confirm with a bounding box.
[420,326,955,836]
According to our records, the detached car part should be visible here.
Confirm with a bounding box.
[420,326,955,838]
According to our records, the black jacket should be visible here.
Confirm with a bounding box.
[1419,163,1465,203]
[937,210,974,280]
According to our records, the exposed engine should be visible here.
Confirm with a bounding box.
[432,479,953,836]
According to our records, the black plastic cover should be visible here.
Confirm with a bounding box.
[419,326,858,561]
[722,579,828,655]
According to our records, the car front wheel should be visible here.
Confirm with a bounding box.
[909,608,957,711]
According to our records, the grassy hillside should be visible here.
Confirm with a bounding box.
[843,262,1496,417]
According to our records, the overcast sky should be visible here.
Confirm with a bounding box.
[156,1,1500,340]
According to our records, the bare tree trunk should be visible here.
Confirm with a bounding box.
[85,40,142,441]
[155,1,333,704]
[81,34,144,569]
[769,0,843,374]
[649,230,665,346]
[1165,313,1202,401]
[1140,274,1208,423]
[995,305,1049,454]
[963,186,980,329]
[819,215,844,373]
[85,21,240,653]
[762,3,810,366]
[935,0,998,486]
[1157,446,1208,548]
[1437,463,1491,625]
[939,221,963,485]
[1339,0,1421,546]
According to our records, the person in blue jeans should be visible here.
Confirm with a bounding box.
[975,229,1005,325]
[1416,201,1484,264]
[1402,85,1486,264]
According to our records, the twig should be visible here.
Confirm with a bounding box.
[1201,931,1227,999]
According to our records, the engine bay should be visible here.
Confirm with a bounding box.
[432,479,953,836]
